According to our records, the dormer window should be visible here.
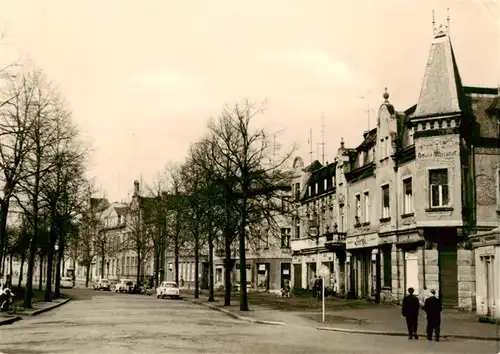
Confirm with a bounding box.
[308,185,312,197]
[409,127,414,146]
[315,183,318,194]
[324,179,327,191]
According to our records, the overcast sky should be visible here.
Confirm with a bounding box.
[0,0,498,202]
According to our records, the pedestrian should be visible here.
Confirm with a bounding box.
[316,276,323,301]
[180,276,184,288]
[423,289,442,342]
[312,276,318,298]
[402,287,420,340]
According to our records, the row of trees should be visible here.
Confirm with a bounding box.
[132,101,295,311]
[0,64,91,308]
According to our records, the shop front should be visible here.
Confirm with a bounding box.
[346,233,379,300]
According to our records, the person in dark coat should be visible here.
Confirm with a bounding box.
[312,276,318,298]
[402,287,420,339]
[423,289,442,342]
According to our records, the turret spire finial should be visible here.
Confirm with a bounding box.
[446,8,451,35]
[432,10,436,35]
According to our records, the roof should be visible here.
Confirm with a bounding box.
[114,206,129,216]
[356,128,377,150]
[414,30,466,118]
[303,160,323,172]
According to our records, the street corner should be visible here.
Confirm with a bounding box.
[0,316,22,326]
[26,298,71,317]
[183,297,286,326]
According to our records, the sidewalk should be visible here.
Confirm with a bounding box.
[0,297,71,326]
[182,291,500,341]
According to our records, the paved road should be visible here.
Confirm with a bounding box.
[0,289,497,354]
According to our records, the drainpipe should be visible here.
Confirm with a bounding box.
[393,156,401,303]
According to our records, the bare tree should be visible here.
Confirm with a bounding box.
[206,100,296,311]
[0,70,38,274]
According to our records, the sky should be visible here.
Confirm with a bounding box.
[0,0,498,202]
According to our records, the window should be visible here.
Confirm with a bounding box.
[332,176,336,187]
[429,169,449,207]
[382,185,390,218]
[383,248,392,287]
[497,168,500,207]
[339,204,345,232]
[324,179,327,191]
[363,192,370,223]
[408,127,414,146]
[280,228,291,248]
[294,217,300,239]
[263,230,269,248]
[308,186,312,197]
[315,183,318,195]
[403,178,413,214]
[380,139,386,159]
[355,194,361,219]
[295,183,300,200]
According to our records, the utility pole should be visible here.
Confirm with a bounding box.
[308,128,314,164]
[321,113,325,164]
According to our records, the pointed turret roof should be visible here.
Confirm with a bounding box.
[414,28,465,118]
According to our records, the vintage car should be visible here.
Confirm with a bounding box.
[115,279,134,293]
[156,281,180,299]
[60,277,74,289]
[93,278,111,291]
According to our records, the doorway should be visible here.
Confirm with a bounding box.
[293,264,302,289]
[280,262,291,288]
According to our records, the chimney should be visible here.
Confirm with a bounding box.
[133,180,140,196]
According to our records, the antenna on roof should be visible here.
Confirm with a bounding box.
[446,8,451,35]
[321,113,325,164]
[432,10,436,35]
[308,128,314,164]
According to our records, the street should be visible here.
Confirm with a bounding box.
[0,289,497,354]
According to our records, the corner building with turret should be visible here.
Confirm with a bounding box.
[289,26,500,313]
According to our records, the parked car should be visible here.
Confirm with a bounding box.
[93,278,111,291]
[60,277,74,289]
[156,281,180,299]
[115,279,134,293]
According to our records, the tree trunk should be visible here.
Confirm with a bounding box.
[136,256,141,286]
[194,227,199,299]
[54,239,63,298]
[24,231,39,308]
[44,238,55,302]
[159,246,165,283]
[38,254,44,291]
[224,228,232,306]
[239,197,249,311]
[208,222,215,302]
[153,250,159,287]
[101,253,105,279]
[0,200,10,275]
[174,236,179,285]
[85,262,91,287]
[9,253,14,285]
[18,254,26,288]
[0,255,5,277]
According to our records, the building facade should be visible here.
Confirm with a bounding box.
[289,25,500,313]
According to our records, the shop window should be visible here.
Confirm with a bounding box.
[383,248,392,288]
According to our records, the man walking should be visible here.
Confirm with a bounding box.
[424,289,442,342]
[402,287,420,339]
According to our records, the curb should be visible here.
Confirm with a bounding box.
[317,326,500,342]
[30,298,71,316]
[182,298,285,326]
[0,316,22,326]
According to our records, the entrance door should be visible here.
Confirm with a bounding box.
[405,251,419,295]
[439,250,458,307]
[281,263,291,288]
[293,264,302,289]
